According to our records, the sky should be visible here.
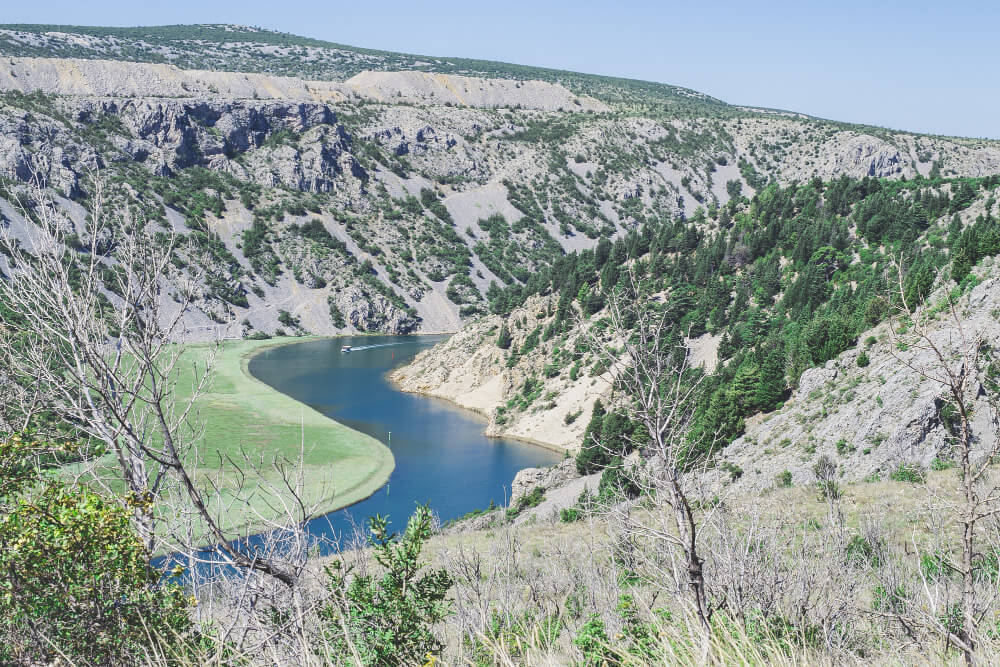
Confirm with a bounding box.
[5,1,997,138]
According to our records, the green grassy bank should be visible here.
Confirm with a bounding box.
[166,337,394,538]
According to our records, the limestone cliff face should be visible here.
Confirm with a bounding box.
[0,56,355,100]
[695,261,1000,495]
[0,57,608,112]
[390,295,611,451]
[344,70,609,112]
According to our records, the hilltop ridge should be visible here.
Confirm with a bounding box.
[0,56,608,111]
[0,23,725,110]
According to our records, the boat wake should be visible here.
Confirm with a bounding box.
[346,342,407,352]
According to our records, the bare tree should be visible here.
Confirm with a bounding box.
[583,269,716,636]
[0,173,302,586]
[885,259,1000,665]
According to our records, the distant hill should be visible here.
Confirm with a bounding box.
[0,23,727,112]
[0,24,998,342]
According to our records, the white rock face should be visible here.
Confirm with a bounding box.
[0,57,609,113]
[699,264,1000,495]
[345,70,609,112]
[0,57,354,102]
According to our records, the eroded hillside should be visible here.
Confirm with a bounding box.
[393,178,1000,505]
[1,25,999,339]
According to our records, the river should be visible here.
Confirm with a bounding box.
[244,334,562,550]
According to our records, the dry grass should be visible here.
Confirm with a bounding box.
[34,466,1000,666]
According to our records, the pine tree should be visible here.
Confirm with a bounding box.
[575,400,606,474]
[496,324,512,350]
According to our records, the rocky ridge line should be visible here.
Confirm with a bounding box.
[0,57,609,112]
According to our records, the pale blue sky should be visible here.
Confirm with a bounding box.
[5,1,997,138]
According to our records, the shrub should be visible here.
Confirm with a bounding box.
[835,438,855,455]
[722,461,744,482]
[845,534,883,568]
[560,507,583,523]
[890,463,926,484]
[597,459,641,502]
[420,188,454,224]
[496,324,512,350]
[573,614,614,665]
[775,470,793,488]
[277,309,300,328]
[920,550,952,580]
[328,297,347,328]
[506,486,545,519]
[871,584,907,613]
[856,351,870,367]
[931,456,956,471]
[0,435,196,665]
[813,455,841,500]
[318,505,453,665]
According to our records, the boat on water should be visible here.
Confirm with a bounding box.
[341,345,352,353]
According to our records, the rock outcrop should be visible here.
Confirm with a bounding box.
[699,262,1000,495]
[0,57,608,112]
[344,70,609,112]
[510,458,579,505]
[0,95,359,194]
[390,295,611,451]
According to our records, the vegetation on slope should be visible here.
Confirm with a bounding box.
[484,173,1000,459]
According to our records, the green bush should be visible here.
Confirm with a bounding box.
[835,438,855,455]
[775,470,793,488]
[277,309,300,328]
[597,459,642,502]
[930,456,956,471]
[0,434,197,665]
[573,614,614,665]
[506,486,545,519]
[496,323,512,349]
[319,505,453,665]
[560,507,583,523]
[845,534,883,568]
[328,297,347,328]
[721,461,744,482]
[871,584,907,613]
[420,188,454,224]
[890,463,926,484]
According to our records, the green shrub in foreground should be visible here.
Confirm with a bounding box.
[0,433,197,666]
[319,505,453,665]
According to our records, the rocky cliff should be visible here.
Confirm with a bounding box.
[389,295,610,451]
[697,259,1000,495]
[0,57,607,112]
[2,27,1000,340]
